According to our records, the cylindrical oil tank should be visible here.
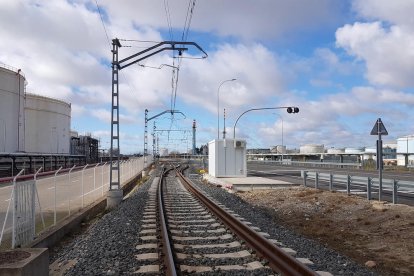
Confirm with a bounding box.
[0,63,26,152]
[270,145,286,154]
[327,148,345,154]
[24,93,71,154]
[363,147,376,160]
[364,147,376,154]
[300,144,324,154]
[397,136,414,166]
[344,147,364,154]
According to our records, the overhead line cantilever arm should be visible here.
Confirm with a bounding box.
[117,41,207,70]
[118,47,188,70]
[147,110,186,122]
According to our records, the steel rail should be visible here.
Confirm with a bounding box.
[158,167,177,276]
[175,166,317,276]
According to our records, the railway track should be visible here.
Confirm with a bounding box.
[134,163,325,275]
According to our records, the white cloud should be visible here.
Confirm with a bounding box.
[178,43,286,114]
[89,108,138,125]
[246,85,414,148]
[99,0,344,41]
[335,1,414,88]
[352,0,414,29]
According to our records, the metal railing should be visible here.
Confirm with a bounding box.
[0,156,152,249]
[302,170,414,204]
[248,159,362,169]
[0,62,26,78]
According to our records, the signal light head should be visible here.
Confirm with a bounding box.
[287,107,299,114]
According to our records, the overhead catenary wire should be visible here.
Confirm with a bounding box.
[94,0,111,49]
[181,0,196,42]
[170,0,197,113]
[163,0,174,41]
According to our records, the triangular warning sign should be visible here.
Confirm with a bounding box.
[370,118,388,135]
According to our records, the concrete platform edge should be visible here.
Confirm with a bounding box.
[0,248,49,276]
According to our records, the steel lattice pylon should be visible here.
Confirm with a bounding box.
[109,39,121,190]
[108,38,207,191]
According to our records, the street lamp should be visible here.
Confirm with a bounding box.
[274,114,284,163]
[233,106,299,144]
[217,79,236,139]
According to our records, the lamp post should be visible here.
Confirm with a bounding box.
[217,79,236,139]
[274,114,284,163]
[233,106,299,143]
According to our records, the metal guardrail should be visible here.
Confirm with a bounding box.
[302,170,414,204]
[248,159,362,169]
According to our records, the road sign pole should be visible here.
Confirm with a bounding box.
[370,118,388,202]
[378,133,383,201]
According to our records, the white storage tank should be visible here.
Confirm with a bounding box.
[24,93,71,154]
[397,136,414,166]
[300,144,324,154]
[271,145,286,154]
[0,63,26,152]
[345,147,364,154]
[363,147,377,160]
[327,148,345,154]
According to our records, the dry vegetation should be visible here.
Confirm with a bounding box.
[237,186,414,275]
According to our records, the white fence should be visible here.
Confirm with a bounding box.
[0,156,152,248]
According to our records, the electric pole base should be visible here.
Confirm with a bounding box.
[106,189,123,209]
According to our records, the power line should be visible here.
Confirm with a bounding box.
[170,0,197,113]
[163,0,174,41]
[182,0,196,42]
[94,0,111,49]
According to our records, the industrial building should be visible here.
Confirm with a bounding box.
[70,133,99,163]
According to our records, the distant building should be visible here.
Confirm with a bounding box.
[200,144,208,155]
[70,133,98,163]
[247,148,270,154]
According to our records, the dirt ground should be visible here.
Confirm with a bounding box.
[236,187,414,276]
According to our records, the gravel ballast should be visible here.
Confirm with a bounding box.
[49,167,377,275]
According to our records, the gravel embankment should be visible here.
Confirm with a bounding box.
[50,166,376,275]
[187,175,377,275]
[49,175,155,275]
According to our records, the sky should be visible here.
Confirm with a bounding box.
[1,0,414,154]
